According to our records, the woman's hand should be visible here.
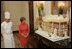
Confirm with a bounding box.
[21,33,28,38]
[21,33,24,36]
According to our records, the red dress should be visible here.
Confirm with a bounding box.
[19,22,30,47]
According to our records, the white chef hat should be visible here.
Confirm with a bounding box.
[5,11,10,19]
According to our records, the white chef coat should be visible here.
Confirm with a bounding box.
[1,21,15,48]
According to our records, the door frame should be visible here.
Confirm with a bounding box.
[29,1,34,34]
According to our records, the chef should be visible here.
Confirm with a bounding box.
[1,12,15,48]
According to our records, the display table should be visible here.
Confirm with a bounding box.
[34,29,70,48]
[35,29,69,42]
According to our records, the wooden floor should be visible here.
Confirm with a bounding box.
[1,33,38,48]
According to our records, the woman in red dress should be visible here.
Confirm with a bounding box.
[19,17,30,48]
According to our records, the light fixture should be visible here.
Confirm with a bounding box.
[36,1,45,7]
[58,1,65,9]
